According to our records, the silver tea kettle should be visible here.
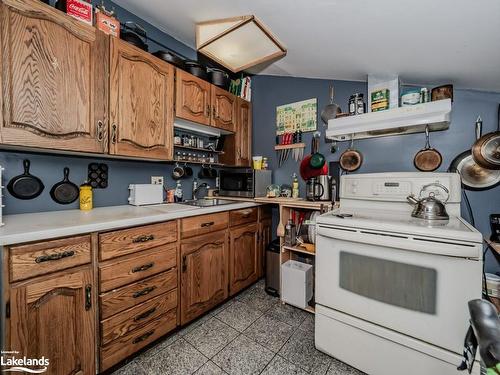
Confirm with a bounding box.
[406,183,450,220]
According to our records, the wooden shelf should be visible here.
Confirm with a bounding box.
[485,239,500,255]
[253,197,335,210]
[282,244,315,256]
[174,144,224,154]
[173,159,225,167]
[274,142,305,151]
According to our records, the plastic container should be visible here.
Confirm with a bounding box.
[484,273,500,312]
[281,260,313,309]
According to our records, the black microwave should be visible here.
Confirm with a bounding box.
[219,169,272,198]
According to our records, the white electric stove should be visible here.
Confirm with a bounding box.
[315,172,483,375]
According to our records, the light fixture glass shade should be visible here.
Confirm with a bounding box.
[196,16,286,73]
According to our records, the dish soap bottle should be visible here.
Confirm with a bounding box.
[174,181,183,202]
[292,173,299,199]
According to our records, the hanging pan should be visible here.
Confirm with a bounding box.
[414,125,442,171]
[50,167,79,204]
[7,159,44,200]
[449,120,500,191]
[471,106,500,170]
[339,138,363,172]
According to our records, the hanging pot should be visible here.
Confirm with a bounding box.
[414,125,442,171]
[471,106,500,170]
[339,138,363,172]
[121,22,148,51]
[50,167,79,204]
[449,151,500,191]
[320,85,340,125]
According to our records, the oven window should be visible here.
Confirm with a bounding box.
[339,252,437,314]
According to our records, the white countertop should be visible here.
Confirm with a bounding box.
[0,201,260,246]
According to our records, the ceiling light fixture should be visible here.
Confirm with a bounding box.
[195,15,287,73]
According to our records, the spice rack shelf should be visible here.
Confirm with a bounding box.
[174,144,224,154]
[173,159,225,167]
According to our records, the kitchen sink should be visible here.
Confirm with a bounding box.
[181,198,237,207]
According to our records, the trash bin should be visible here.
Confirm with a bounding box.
[281,260,313,309]
[265,239,280,297]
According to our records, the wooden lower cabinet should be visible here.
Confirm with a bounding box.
[8,266,95,375]
[229,223,260,296]
[180,230,229,325]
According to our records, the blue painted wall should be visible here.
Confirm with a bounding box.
[251,75,500,272]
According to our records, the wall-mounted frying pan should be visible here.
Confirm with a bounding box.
[471,105,500,170]
[7,159,44,200]
[50,167,79,204]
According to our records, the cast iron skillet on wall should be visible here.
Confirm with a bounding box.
[50,167,79,204]
[7,159,44,200]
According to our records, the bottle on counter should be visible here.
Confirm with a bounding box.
[292,173,299,199]
[174,181,183,202]
[284,219,297,246]
[79,181,93,211]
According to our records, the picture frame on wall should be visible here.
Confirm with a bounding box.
[276,98,317,135]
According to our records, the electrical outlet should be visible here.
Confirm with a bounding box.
[151,176,164,185]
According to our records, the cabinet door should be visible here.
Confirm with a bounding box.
[211,86,236,132]
[180,230,228,324]
[259,218,272,278]
[236,98,252,166]
[229,223,259,295]
[9,267,95,375]
[0,0,107,153]
[175,69,211,126]
[109,38,174,159]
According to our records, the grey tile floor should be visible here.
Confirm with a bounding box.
[112,279,365,375]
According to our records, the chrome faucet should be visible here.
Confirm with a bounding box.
[192,180,210,200]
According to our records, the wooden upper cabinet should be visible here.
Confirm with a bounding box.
[229,222,259,295]
[180,230,228,324]
[236,98,252,166]
[109,38,174,160]
[211,86,237,132]
[9,267,95,375]
[175,69,211,126]
[0,0,108,153]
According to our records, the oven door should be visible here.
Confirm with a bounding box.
[316,223,482,355]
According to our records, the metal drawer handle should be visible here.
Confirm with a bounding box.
[111,124,117,144]
[35,250,75,263]
[201,221,214,227]
[85,284,92,311]
[132,262,154,273]
[132,330,154,344]
[97,120,104,142]
[241,213,251,218]
[182,255,187,273]
[132,234,155,243]
[133,286,156,298]
[134,307,157,322]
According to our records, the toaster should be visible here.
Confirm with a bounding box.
[128,184,164,206]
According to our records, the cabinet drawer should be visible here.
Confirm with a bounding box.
[100,269,177,319]
[181,211,228,238]
[99,244,177,292]
[101,289,177,345]
[100,309,177,371]
[9,235,91,282]
[99,221,177,261]
[230,207,258,227]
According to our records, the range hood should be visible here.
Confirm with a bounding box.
[326,99,452,141]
